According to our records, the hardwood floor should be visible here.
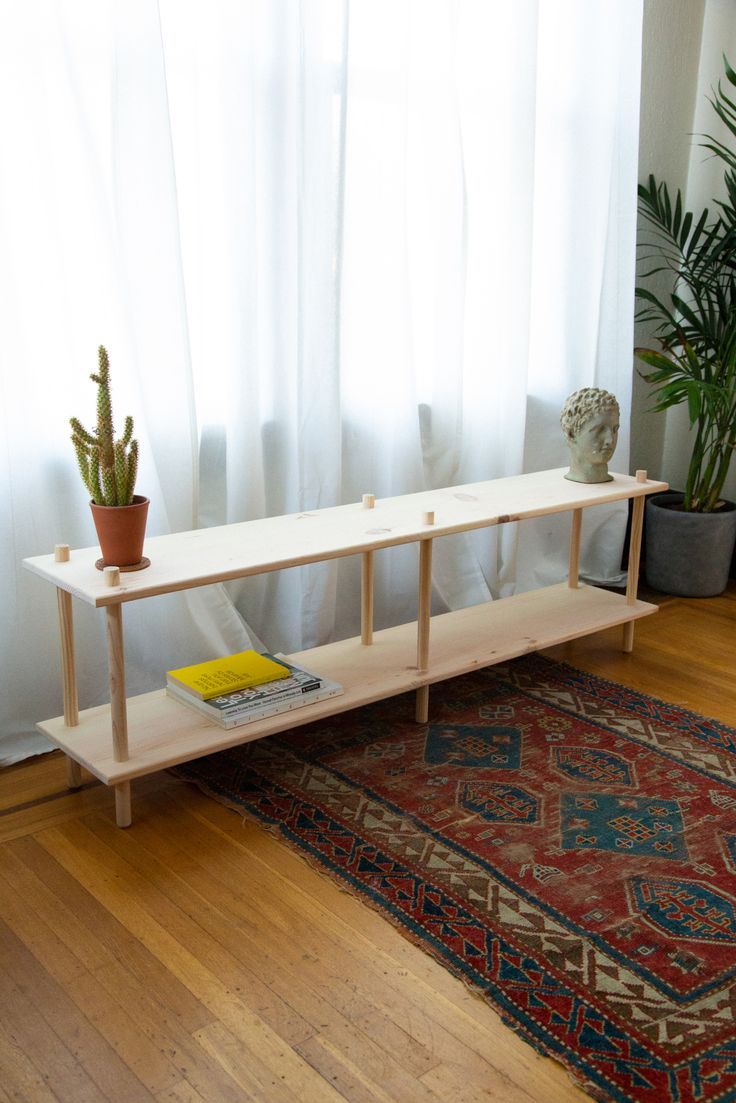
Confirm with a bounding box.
[1,585,734,1102]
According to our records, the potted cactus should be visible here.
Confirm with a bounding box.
[70,346,150,569]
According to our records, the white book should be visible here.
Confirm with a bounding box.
[167,674,344,729]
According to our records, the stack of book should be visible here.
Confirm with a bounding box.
[166,649,343,729]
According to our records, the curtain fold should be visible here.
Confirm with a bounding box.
[0,0,643,765]
[0,0,258,765]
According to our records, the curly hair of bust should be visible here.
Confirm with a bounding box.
[560,387,620,441]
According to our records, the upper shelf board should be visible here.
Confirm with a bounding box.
[23,468,667,606]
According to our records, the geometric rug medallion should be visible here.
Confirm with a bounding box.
[174,654,736,1103]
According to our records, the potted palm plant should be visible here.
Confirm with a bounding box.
[635,56,736,596]
[70,346,150,570]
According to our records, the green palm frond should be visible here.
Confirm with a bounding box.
[635,57,736,512]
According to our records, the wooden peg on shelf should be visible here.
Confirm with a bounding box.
[104,566,121,588]
[362,494,376,509]
[54,544,70,563]
[636,470,648,483]
[421,511,435,526]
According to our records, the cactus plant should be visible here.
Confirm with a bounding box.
[70,346,139,506]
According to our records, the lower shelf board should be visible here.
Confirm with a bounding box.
[38,582,657,786]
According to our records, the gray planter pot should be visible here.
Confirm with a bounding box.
[645,492,736,597]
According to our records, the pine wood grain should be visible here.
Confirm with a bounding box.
[24,470,666,608]
[0,585,732,1102]
[37,584,656,786]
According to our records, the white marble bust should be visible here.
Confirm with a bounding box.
[560,387,620,483]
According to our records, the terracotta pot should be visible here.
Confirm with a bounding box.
[90,495,149,568]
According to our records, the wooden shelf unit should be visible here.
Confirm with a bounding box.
[24,468,667,826]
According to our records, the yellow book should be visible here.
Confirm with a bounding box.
[166,650,290,700]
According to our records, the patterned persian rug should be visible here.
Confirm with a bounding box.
[175,654,736,1103]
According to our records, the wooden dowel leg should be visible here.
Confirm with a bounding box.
[568,509,582,588]
[416,538,433,722]
[626,498,646,603]
[361,551,374,645]
[417,540,433,671]
[56,590,79,725]
[66,758,83,788]
[105,604,132,824]
[106,604,129,763]
[623,494,646,653]
[115,782,132,828]
[415,685,430,725]
[56,587,83,789]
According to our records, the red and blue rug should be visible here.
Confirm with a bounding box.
[175,653,736,1103]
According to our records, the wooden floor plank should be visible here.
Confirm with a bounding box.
[36,819,347,1103]
[0,842,116,978]
[0,753,88,812]
[155,1083,209,1103]
[192,1020,299,1103]
[93,797,444,1078]
[293,1028,440,1103]
[0,769,181,844]
[0,918,156,1103]
[0,957,104,1103]
[0,782,112,844]
[180,791,588,1103]
[89,959,255,1103]
[0,1019,62,1103]
[420,1060,540,1103]
[65,966,181,1095]
[126,793,499,1078]
[86,806,445,1101]
[82,811,317,1046]
[4,834,215,1037]
[295,1032,400,1103]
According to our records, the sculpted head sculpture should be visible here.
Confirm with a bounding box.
[560,387,620,484]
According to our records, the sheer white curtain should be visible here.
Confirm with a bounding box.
[339,0,642,611]
[0,0,643,764]
[0,0,259,764]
